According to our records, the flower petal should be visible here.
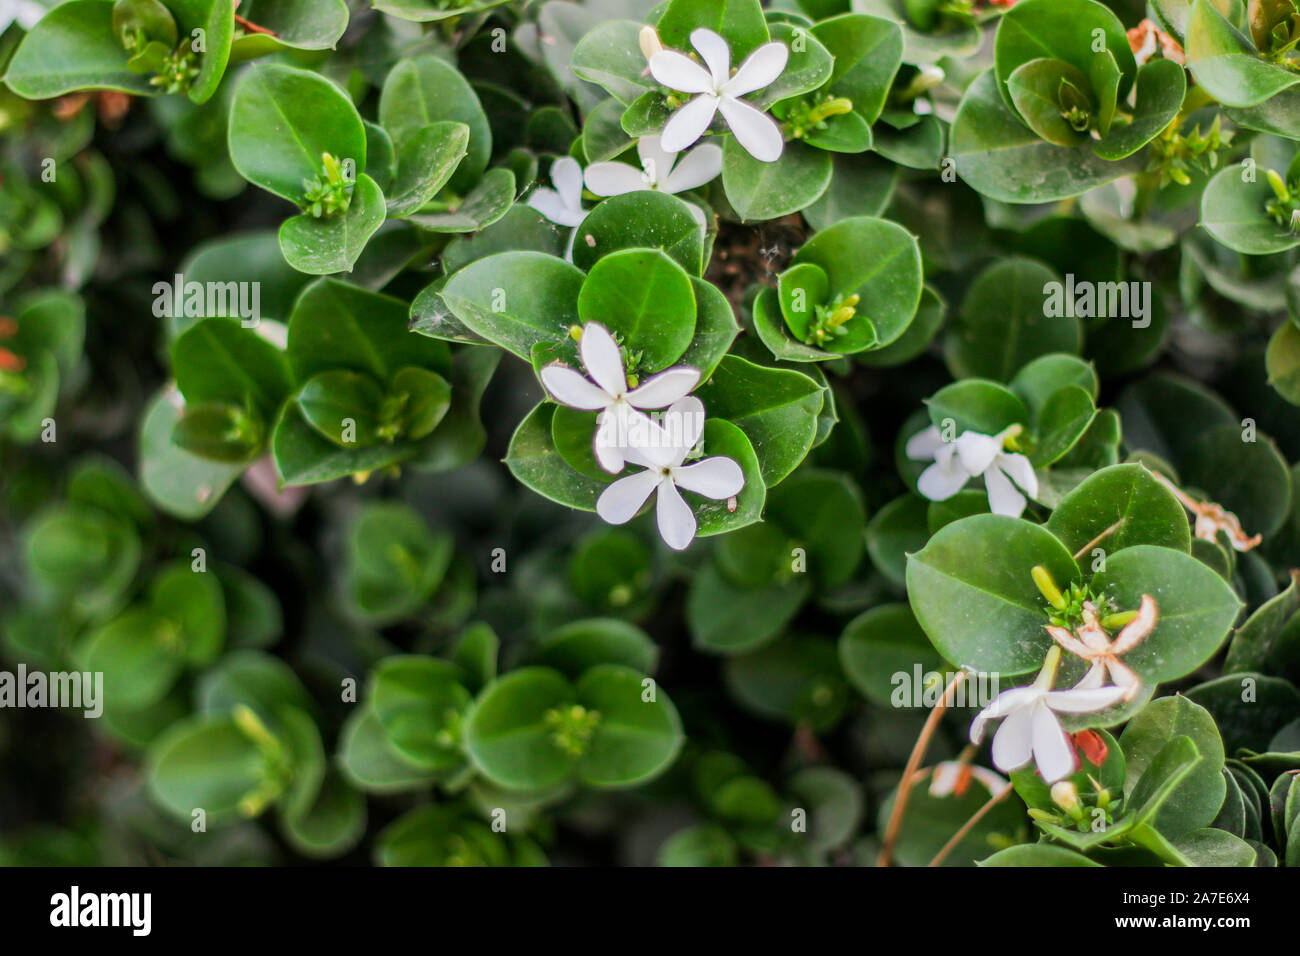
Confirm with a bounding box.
[660,94,719,153]
[904,424,945,461]
[540,364,611,410]
[655,478,697,550]
[916,458,970,502]
[1046,625,1093,660]
[955,430,1000,474]
[717,96,784,162]
[984,464,1027,518]
[584,161,646,197]
[998,451,1038,498]
[596,469,662,525]
[722,41,789,97]
[649,50,715,95]
[990,706,1035,773]
[689,28,730,89]
[636,135,677,188]
[662,395,706,453]
[1112,594,1158,655]
[526,187,583,227]
[1029,703,1076,783]
[1072,660,1108,691]
[1043,684,1127,714]
[969,686,1040,743]
[661,143,724,193]
[579,322,627,397]
[674,455,744,499]
[624,366,700,408]
[550,157,584,210]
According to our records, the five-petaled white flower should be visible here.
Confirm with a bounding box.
[928,761,1011,799]
[596,396,745,551]
[970,647,1127,783]
[906,424,1039,518]
[1047,595,1156,701]
[539,322,700,474]
[526,156,587,228]
[584,135,721,226]
[649,28,788,162]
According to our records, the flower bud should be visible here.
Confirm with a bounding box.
[639,26,663,61]
[1050,780,1080,814]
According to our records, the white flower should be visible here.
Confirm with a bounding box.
[584,135,721,226]
[539,322,700,474]
[928,761,1010,799]
[649,28,788,162]
[526,156,586,228]
[596,396,745,550]
[1047,595,1156,702]
[969,648,1126,784]
[906,424,1039,518]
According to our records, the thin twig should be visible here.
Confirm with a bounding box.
[877,671,966,867]
[926,784,1013,867]
[1073,518,1123,561]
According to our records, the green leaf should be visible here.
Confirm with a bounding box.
[1201,162,1300,256]
[1121,696,1226,838]
[1006,59,1092,149]
[946,257,1081,381]
[506,403,608,511]
[811,14,904,124]
[82,608,182,711]
[379,54,490,193]
[576,249,697,370]
[722,635,849,731]
[695,355,824,485]
[952,71,1143,204]
[228,64,366,206]
[656,0,770,61]
[537,619,659,678]
[4,0,156,99]
[227,0,350,60]
[139,389,243,520]
[441,252,584,361]
[1094,57,1187,161]
[687,559,810,654]
[171,317,291,420]
[840,603,947,707]
[385,122,469,218]
[344,502,453,624]
[370,656,471,770]
[575,664,684,786]
[1091,545,1242,683]
[994,0,1136,107]
[907,514,1080,676]
[405,168,515,233]
[146,715,266,823]
[570,20,656,105]
[1046,463,1192,555]
[1186,0,1300,107]
[571,190,705,275]
[1266,320,1300,405]
[722,139,832,221]
[278,174,386,276]
[980,844,1102,866]
[296,370,386,447]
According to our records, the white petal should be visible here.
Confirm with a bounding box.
[997,451,1038,498]
[596,469,662,525]
[1043,684,1127,714]
[969,686,1040,742]
[955,431,1000,474]
[684,201,709,227]
[655,479,697,550]
[722,41,789,97]
[583,162,646,197]
[916,458,970,502]
[593,408,628,474]
[990,706,1035,773]
[984,465,1027,518]
[661,143,723,193]
[624,366,700,408]
[649,50,715,95]
[1072,661,1108,690]
[1030,703,1076,783]
[673,455,744,499]
[904,424,945,461]
[689,28,731,88]
[579,322,627,397]
[550,157,584,210]
[660,94,720,153]
[615,406,677,468]
[662,395,706,453]
[636,135,677,188]
[540,364,612,410]
[527,188,583,227]
[717,96,784,162]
